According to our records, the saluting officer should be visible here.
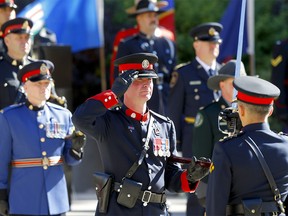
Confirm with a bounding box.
[206,76,288,215]
[0,17,34,109]
[0,60,85,216]
[168,22,223,216]
[72,53,211,216]
[192,60,246,211]
[114,0,176,115]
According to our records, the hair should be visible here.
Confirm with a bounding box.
[238,101,272,116]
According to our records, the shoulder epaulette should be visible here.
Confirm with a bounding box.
[174,62,190,70]
[150,110,170,122]
[219,131,244,142]
[46,101,67,111]
[1,103,23,113]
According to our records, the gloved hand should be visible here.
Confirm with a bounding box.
[187,156,211,183]
[0,200,8,216]
[111,70,139,98]
[71,131,86,152]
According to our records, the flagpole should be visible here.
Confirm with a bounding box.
[100,46,107,91]
[232,0,247,108]
[247,0,255,76]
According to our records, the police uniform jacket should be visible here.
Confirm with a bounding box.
[0,102,81,215]
[271,39,288,122]
[168,59,220,158]
[192,96,229,160]
[0,53,34,109]
[206,123,288,215]
[72,90,198,216]
[115,32,176,114]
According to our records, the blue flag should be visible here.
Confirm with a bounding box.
[218,0,248,63]
[18,0,104,53]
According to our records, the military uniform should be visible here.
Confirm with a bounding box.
[206,76,288,215]
[271,39,288,124]
[0,52,34,109]
[114,0,176,115]
[0,60,84,216]
[193,96,229,159]
[72,53,211,216]
[168,59,221,157]
[0,17,34,109]
[0,102,81,215]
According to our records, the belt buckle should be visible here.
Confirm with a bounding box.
[142,191,152,206]
[42,156,50,169]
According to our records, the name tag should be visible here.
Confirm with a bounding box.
[189,80,201,85]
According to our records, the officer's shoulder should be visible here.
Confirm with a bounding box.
[0,103,24,114]
[150,110,171,122]
[174,62,191,71]
[219,131,245,143]
[201,101,218,111]
[120,34,138,44]
[47,102,69,111]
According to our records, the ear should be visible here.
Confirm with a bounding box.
[238,103,244,117]
[268,106,274,117]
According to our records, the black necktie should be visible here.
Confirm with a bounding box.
[208,68,215,76]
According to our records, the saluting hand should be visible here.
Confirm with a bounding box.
[111,70,139,98]
[187,156,211,183]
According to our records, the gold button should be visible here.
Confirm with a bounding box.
[38,112,42,116]
[40,138,45,142]
[39,124,44,129]
[42,151,47,156]
[43,165,48,170]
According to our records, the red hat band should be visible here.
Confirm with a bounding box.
[237,91,274,105]
[3,22,30,37]
[22,68,51,82]
[119,59,154,72]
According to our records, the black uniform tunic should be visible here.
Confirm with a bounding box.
[72,90,198,216]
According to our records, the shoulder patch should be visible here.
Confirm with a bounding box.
[169,71,179,88]
[271,55,282,67]
[194,112,204,127]
[150,110,170,122]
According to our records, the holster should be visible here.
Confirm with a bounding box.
[242,198,262,216]
[93,172,113,213]
[117,178,142,208]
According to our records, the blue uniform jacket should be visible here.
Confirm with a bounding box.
[206,123,288,215]
[0,102,81,215]
[168,59,220,158]
[72,90,197,216]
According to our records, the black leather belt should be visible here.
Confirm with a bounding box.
[226,202,280,215]
[114,182,166,204]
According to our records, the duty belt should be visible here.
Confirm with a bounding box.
[226,202,281,215]
[11,156,63,169]
[114,182,166,205]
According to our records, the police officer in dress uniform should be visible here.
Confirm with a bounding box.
[206,76,288,215]
[72,53,211,216]
[168,22,223,216]
[0,0,16,54]
[0,17,34,109]
[114,0,176,115]
[192,60,246,211]
[270,38,288,216]
[0,60,85,216]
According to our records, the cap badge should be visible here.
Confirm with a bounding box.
[22,21,30,30]
[40,64,48,75]
[209,27,216,36]
[142,59,150,69]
